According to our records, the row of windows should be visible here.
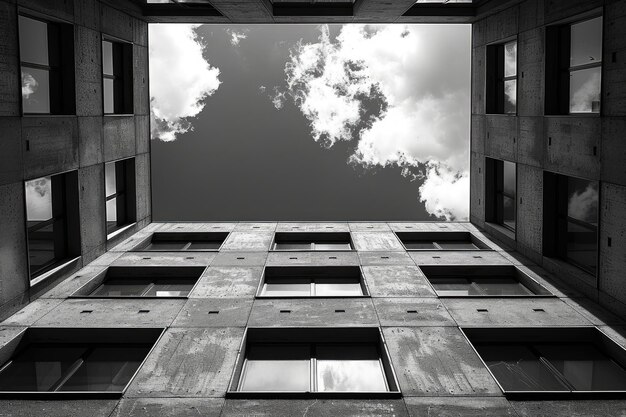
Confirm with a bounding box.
[486,157,599,275]
[486,15,602,115]
[25,159,136,281]
[19,14,133,116]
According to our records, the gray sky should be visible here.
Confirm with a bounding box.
[150,24,471,221]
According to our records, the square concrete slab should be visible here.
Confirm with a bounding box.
[249,298,379,327]
[126,327,243,398]
[410,251,512,266]
[275,222,350,232]
[405,397,516,416]
[112,252,215,267]
[221,232,273,251]
[171,298,252,327]
[234,222,277,232]
[358,251,415,266]
[349,222,392,232]
[0,400,119,417]
[352,232,404,251]
[1,299,63,326]
[190,267,262,298]
[111,398,224,417]
[383,326,502,396]
[39,265,107,298]
[211,252,268,267]
[266,251,359,266]
[0,327,26,348]
[374,298,456,327]
[90,251,123,266]
[221,399,409,417]
[362,266,436,298]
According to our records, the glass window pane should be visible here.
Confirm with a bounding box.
[476,344,568,391]
[430,277,472,296]
[504,41,517,77]
[19,16,49,66]
[436,241,479,250]
[144,241,188,251]
[274,242,312,251]
[404,241,438,250]
[567,221,597,274]
[103,78,114,114]
[502,195,516,230]
[187,241,222,250]
[314,243,352,251]
[569,66,601,113]
[60,346,150,392]
[28,222,58,275]
[570,17,603,67]
[240,344,310,391]
[504,79,516,114]
[90,278,152,297]
[315,278,363,296]
[473,277,534,296]
[567,178,598,224]
[503,161,516,197]
[144,279,196,297]
[0,345,86,391]
[316,344,387,392]
[102,41,114,76]
[262,281,311,297]
[105,163,117,197]
[106,197,118,223]
[21,67,50,114]
[537,344,626,391]
[25,177,53,221]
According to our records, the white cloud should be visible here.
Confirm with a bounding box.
[21,71,38,99]
[570,70,601,113]
[25,177,52,221]
[568,183,599,223]
[149,24,221,142]
[281,24,471,220]
[226,28,248,46]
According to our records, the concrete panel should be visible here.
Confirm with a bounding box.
[410,250,511,266]
[604,2,626,116]
[76,80,103,116]
[374,298,455,327]
[33,299,185,327]
[0,1,19,116]
[112,398,224,417]
[221,399,409,417]
[0,183,28,310]
[22,117,78,179]
[211,251,268,267]
[0,400,119,417]
[103,116,136,162]
[405,397,516,417]
[275,222,349,232]
[89,250,123,266]
[485,115,517,162]
[233,222,276,231]
[516,164,543,254]
[190,266,262,298]
[442,298,590,327]
[518,28,544,116]
[172,298,252,328]
[221,231,272,251]
[564,297,626,326]
[348,222,391,231]
[75,26,101,85]
[362,266,436,298]
[112,252,215,267]
[518,0,545,32]
[135,114,149,155]
[354,0,415,22]
[0,117,22,185]
[18,0,74,21]
[352,232,404,251]
[544,0,603,24]
[39,265,107,299]
[470,152,485,225]
[135,153,151,222]
[74,0,100,29]
[133,18,148,47]
[358,251,415,266]
[210,0,272,22]
[388,223,469,232]
[0,326,26,348]
[512,400,626,417]
[266,251,359,266]
[248,299,378,327]
[101,3,134,42]
[471,114,485,154]
[482,5,519,44]
[79,164,106,259]
[77,116,103,167]
[153,222,237,232]
[517,116,543,167]
[601,117,626,185]
[133,44,149,116]
[1,298,63,327]
[472,46,485,115]
[600,183,626,306]
[126,327,243,398]
[544,117,601,180]
[383,327,502,396]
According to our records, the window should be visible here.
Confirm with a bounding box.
[485,158,516,232]
[543,173,598,275]
[396,231,490,251]
[0,328,161,396]
[25,172,80,280]
[258,266,367,297]
[72,266,204,298]
[546,16,602,114]
[486,40,517,114]
[464,327,626,395]
[228,328,400,397]
[133,232,229,251]
[19,15,75,114]
[272,232,353,251]
[102,38,133,114]
[105,159,136,237]
[420,265,552,297]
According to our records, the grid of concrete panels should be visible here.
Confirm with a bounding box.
[2,222,626,415]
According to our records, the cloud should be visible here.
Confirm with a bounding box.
[570,70,601,113]
[270,87,287,110]
[21,71,38,99]
[280,24,471,220]
[25,177,52,221]
[149,24,221,142]
[226,28,248,46]
[568,183,598,223]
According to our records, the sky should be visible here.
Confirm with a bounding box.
[149,24,471,221]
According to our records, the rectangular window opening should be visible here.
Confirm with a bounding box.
[395,231,490,251]
[133,232,229,251]
[485,158,516,233]
[102,38,134,115]
[272,232,353,251]
[259,266,366,298]
[486,39,517,114]
[105,159,136,237]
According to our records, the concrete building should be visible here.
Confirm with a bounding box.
[0,0,626,415]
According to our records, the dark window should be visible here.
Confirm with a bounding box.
[485,158,516,232]
[105,159,136,236]
[464,327,626,395]
[396,231,490,251]
[0,328,161,396]
[421,265,552,297]
[272,232,353,251]
[102,39,133,114]
[259,266,366,297]
[544,173,598,275]
[545,16,602,115]
[229,328,399,397]
[486,40,517,114]
[73,266,203,298]
[25,172,80,280]
[134,232,229,251]
[19,15,75,114]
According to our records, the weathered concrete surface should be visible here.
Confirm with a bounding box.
[233,222,277,232]
[112,252,215,267]
[266,251,359,266]
[39,265,107,299]
[362,266,436,298]
[221,399,409,417]
[404,397,516,416]
[153,222,237,233]
[111,398,224,417]
[352,232,404,251]
[410,251,511,266]
[0,326,26,348]
[126,327,243,398]
[511,400,626,417]
[275,222,350,232]
[171,298,252,328]
[374,298,455,327]
[248,299,378,327]
[221,232,273,251]
[190,267,262,298]
[389,223,469,232]
[358,251,415,266]
[0,400,119,417]
[348,222,392,232]
[211,251,268,267]
[563,297,626,326]
[1,299,63,327]
[383,327,502,396]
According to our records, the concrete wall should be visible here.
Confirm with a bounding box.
[470,0,626,317]
[0,0,150,320]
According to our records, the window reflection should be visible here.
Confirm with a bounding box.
[565,178,598,274]
[240,344,310,391]
[430,276,534,296]
[569,66,601,113]
[569,17,602,113]
[317,345,387,392]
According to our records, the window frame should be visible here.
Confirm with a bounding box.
[270,232,354,252]
[101,36,134,115]
[486,38,517,115]
[485,158,517,233]
[105,158,137,239]
[395,231,491,251]
[131,232,230,252]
